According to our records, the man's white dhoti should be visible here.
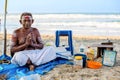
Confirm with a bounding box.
[11,46,57,66]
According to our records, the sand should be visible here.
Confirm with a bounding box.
[0,34,120,80]
[40,35,120,80]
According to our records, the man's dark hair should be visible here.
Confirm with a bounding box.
[20,12,33,20]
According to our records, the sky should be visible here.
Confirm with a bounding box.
[0,0,120,14]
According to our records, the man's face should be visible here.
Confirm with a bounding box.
[20,15,33,29]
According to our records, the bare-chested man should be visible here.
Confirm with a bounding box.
[10,12,56,70]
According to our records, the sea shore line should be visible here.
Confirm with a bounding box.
[0,33,120,40]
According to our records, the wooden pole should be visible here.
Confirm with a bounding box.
[3,0,7,54]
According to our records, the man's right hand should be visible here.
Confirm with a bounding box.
[25,33,32,46]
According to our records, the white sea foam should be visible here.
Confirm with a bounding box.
[0,14,120,36]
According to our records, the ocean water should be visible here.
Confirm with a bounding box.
[0,13,120,36]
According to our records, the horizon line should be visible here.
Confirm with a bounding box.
[0,12,120,15]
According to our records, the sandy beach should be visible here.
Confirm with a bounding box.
[0,34,120,80]
[40,35,120,80]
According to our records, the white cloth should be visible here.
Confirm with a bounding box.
[55,46,72,60]
[11,46,57,66]
[19,74,41,80]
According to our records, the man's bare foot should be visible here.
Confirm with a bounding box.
[29,64,35,71]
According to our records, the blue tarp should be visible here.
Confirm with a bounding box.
[0,55,71,80]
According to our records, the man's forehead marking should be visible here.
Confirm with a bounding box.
[22,15,32,20]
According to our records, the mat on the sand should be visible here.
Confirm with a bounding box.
[0,55,71,80]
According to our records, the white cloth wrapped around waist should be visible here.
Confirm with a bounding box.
[11,46,57,66]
